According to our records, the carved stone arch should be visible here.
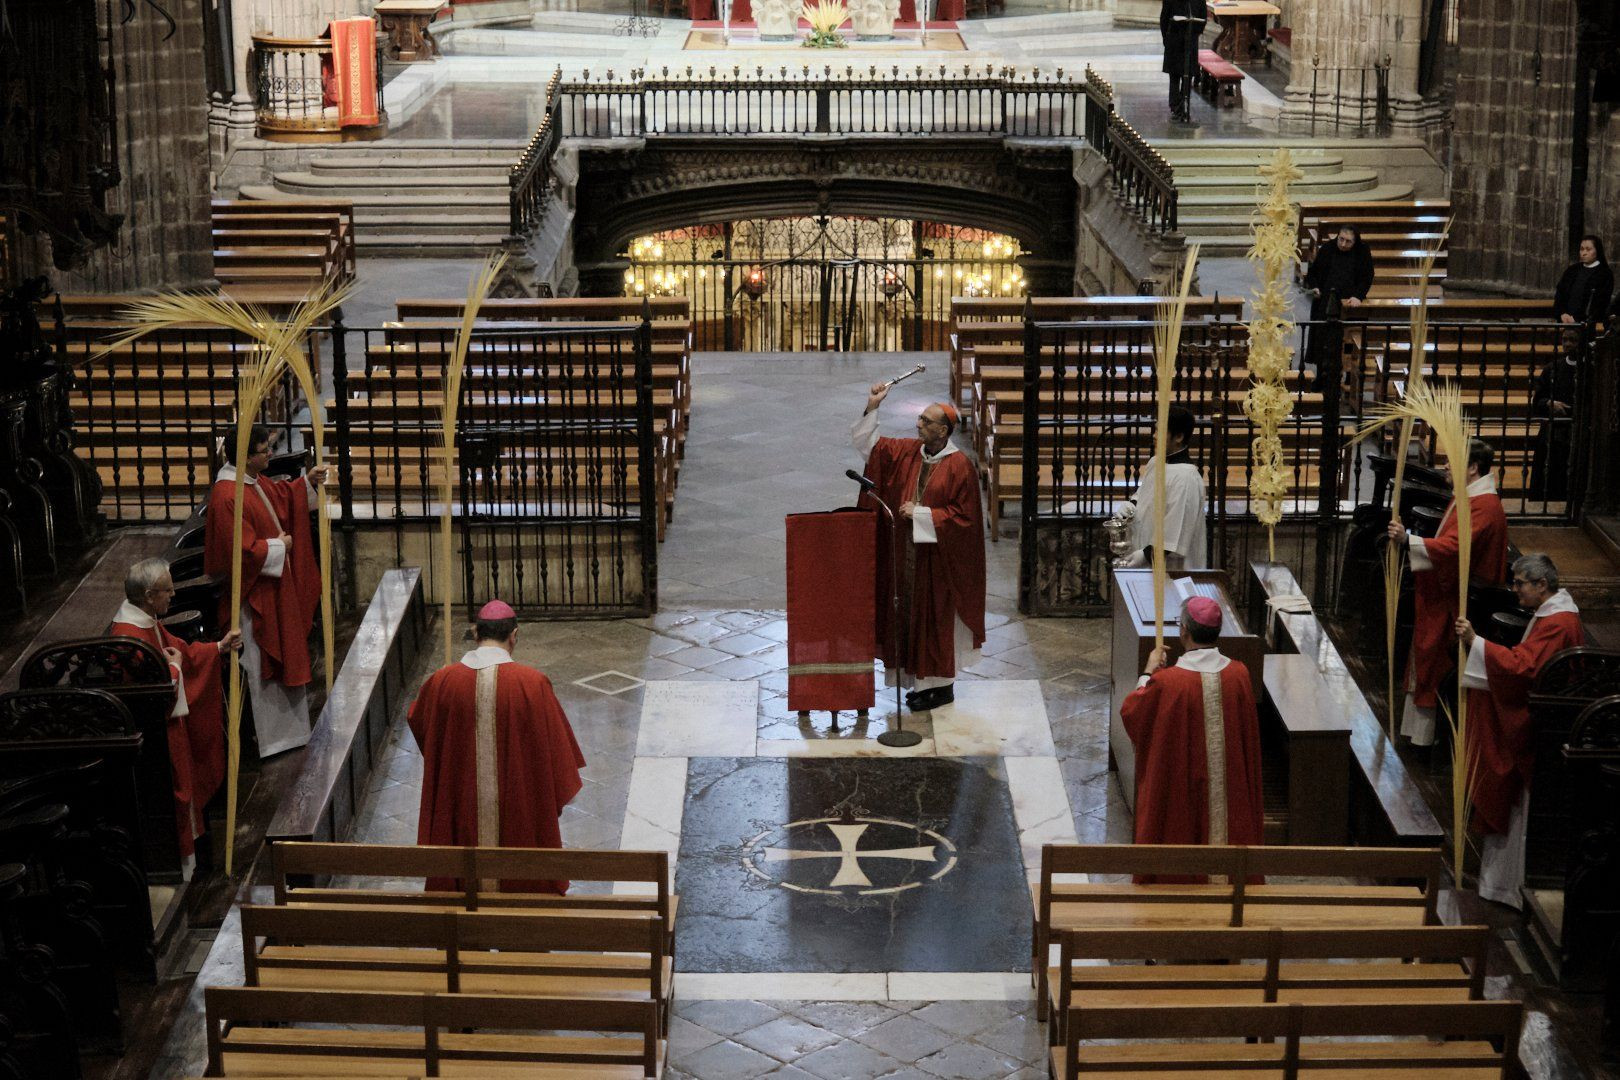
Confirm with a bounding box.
[571,136,1077,296]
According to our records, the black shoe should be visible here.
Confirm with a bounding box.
[910,684,955,712]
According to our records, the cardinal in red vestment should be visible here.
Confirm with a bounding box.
[852,383,986,712]
[1455,554,1584,908]
[204,424,328,757]
[408,600,587,894]
[1119,596,1264,883]
[1387,439,1510,747]
[111,557,241,867]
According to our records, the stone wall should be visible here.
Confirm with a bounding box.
[1281,0,1445,132]
[1447,0,1620,295]
[24,1,214,292]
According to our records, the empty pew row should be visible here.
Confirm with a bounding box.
[189,843,682,1077]
[1029,843,1446,1018]
[947,295,1246,408]
[212,198,357,286]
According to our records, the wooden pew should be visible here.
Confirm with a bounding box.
[212,198,356,281]
[269,842,677,950]
[204,988,664,1077]
[239,904,670,1024]
[1196,48,1245,106]
[1030,843,1445,1018]
[1048,925,1489,1047]
[1052,999,1521,1080]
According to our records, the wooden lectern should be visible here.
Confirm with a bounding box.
[1109,568,1265,810]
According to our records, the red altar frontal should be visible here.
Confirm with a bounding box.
[785,508,878,713]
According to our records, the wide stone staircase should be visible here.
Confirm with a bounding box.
[1155,141,1420,254]
[236,142,524,257]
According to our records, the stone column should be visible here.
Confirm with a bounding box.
[32,1,215,291]
[1280,0,1445,132]
[1447,0,1582,294]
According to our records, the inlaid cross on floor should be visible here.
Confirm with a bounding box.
[761,822,936,888]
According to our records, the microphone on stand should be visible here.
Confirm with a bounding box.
[845,469,877,492]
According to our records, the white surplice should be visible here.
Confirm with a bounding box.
[1127,458,1208,569]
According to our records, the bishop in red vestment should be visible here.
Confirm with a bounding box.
[1455,554,1584,908]
[1119,597,1264,882]
[1387,440,1510,746]
[408,601,586,894]
[204,424,328,756]
[852,383,986,712]
[111,558,241,867]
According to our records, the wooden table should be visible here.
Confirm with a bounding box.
[1262,654,1353,844]
[1109,568,1265,810]
[1209,0,1279,63]
[373,0,446,62]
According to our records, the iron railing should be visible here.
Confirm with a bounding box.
[249,34,387,141]
[1291,59,1393,137]
[508,70,564,239]
[1080,67,1178,235]
[327,319,659,616]
[1016,314,1597,616]
[555,67,1087,139]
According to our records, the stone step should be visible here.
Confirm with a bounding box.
[359,234,510,257]
[1012,31,1164,55]
[441,27,651,57]
[1176,180,1416,214]
[307,157,512,177]
[266,171,508,199]
[963,11,1114,34]
[1166,153,1344,177]
[1174,166,1382,198]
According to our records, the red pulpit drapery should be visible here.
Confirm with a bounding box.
[786,509,877,712]
[323,18,380,126]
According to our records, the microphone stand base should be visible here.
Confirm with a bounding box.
[877,729,923,748]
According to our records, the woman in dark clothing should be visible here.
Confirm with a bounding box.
[1553,235,1612,325]
[1530,348,1579,501]
[1303,225,1376,374]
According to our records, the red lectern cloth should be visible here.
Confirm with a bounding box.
[786,509,877,712]
[323,18,380,127]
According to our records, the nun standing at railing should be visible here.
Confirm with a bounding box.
[1552,235,1612,326]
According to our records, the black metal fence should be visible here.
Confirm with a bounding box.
[328,320,659,617]
[57,315,659,617]
[1018,313,1598,616]
[1288,61,1393,137]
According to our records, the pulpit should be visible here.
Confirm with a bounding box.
[1109,568,1264,809]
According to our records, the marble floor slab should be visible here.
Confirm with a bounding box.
[637,680,759,757]
[674,757,1029,973]
[929,680,1056,757]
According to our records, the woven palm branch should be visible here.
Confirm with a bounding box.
[97,281,352,875]
[1151,245,1201,648]
[440,253,509,665]
[1350,378,1475,878]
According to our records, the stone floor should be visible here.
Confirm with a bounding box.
[324,350,1121,1078]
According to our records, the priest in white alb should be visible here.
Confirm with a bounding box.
[1121,406,1207,569]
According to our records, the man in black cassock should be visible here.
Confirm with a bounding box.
[1161,0,1207,123]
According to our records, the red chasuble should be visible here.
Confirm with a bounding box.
[110,612,228,858]
[1119,660,1264,882]
[204,473,321,690]
[408,657,586,894]
[1407,490,1509,708]
[860,436,986,679]
[1464,609,1583,834]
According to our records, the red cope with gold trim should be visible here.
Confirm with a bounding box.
[859,433,986,680]
[203,473,322,690]
[408,660,586,894]
[1407,492,1509,708]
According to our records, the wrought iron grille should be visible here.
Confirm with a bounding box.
[623,217,1026,351]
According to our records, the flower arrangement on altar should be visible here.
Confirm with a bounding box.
[803,0,850,47]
